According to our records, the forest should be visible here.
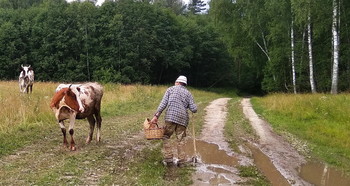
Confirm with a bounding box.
[0,0,349,94]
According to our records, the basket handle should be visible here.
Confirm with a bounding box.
[149,122,160,129]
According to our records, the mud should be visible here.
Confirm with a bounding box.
[241,98,310,185]
[189,98,252,185]
[183,139,244,185]
[299,162,350,186]
[248,143,290,186]
[191,97,350,186]
[183,140,238,167]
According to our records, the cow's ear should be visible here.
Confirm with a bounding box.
[28,67,33,71]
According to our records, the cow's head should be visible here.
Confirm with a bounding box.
[20,65,32,79]
[50,85,85,113]
[68,85,85,113]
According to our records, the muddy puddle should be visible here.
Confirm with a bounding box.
[182,139,350,186]
[248,144,350,186]
[248,144,290,186]
[299,162,350,186]
[182,139,242,185]
[182,139,238,166]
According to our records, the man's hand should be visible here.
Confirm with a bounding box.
[150,116,158,124]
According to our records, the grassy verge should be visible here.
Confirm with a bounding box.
[251,94,350,173]
[224,98,269,185]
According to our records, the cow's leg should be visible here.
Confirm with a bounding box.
[86,115,95,144]
[59,120,68,147]
[68,113,77,151]
[29,85,33,93]
[95,112,102,142]
[20,85,25,93]
[25,85,29,94]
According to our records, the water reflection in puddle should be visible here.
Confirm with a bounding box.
[182,139,238,166]
[182,139,240,185]
[248,144,290,186]
[182,138,350,186]
[299,162,350,186]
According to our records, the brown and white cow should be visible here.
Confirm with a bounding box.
[50,82,103,151]
[19,65,35,93]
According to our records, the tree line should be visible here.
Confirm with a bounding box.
[0,0,234,88]
[1,0,349,93]
[210,0,350,93]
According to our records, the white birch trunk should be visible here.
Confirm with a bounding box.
[331,0,340,94]
[291,19,297,94]
[308,14,316,93]
[255,41,270,62]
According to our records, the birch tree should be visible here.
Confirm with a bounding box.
[291,0,317,93]
[291,18,297,94]
[331,0,340,94]
[307,13,317,93]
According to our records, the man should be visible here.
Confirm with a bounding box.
[151,75,197,167]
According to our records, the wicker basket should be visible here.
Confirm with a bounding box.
[144,119,164,140]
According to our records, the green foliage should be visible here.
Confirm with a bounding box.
[210,0,350,93]
[0,0,235,88]
[188,0,207,14]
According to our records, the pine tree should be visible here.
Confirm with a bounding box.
[188,0,206,14]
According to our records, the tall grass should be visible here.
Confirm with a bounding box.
[252,94,350,171]
[102,83,167,116]
[0,81,57,133]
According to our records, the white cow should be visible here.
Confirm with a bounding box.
[19,65,35,93]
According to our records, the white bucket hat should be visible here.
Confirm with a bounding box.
[176,75,187,85]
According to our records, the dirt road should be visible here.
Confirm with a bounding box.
[189,98,252,185]
[190,98,311,185]
[241,98,310,185]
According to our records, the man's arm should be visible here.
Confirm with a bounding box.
[188,94,197,113]
[151,89,170,123]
